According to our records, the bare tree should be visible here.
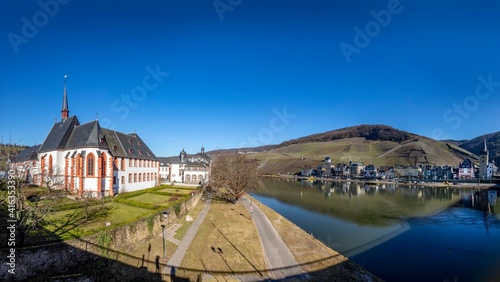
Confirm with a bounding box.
[41,166,65,193]
[210,153,258,203]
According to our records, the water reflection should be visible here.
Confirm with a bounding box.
[255,178,467,227]
[252,178,500,261]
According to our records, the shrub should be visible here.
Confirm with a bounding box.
[146,215,155,236]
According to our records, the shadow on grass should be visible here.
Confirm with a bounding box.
[48,205,113,239]
[212,222,264,277]
[1,232,378,282]
[230,207,251,220]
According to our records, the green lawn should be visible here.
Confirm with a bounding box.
[157,188,196,195]
[45,202,152,239]
[128,193,175,206]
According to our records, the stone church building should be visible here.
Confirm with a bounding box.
[12,79,159,196]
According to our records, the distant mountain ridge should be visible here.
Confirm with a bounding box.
[278,124,416,147]
[210,124,478,175]
[206,124,499,175]
[454,131,500,166]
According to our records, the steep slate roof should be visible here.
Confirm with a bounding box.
[66,120,107,149]
[39,116,79,153]
[13,145,41,162]
[102,129,158,160]
[38,115,157,160]
[158,150,211,166]
[159,156,180,165]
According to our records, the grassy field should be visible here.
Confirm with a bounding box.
[34,185,194,241]
[179,200,269,281]
[45,202,153,239]
[128,193,175,206]
[157,187,196,195]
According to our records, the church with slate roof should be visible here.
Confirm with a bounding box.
[12,78,160,197]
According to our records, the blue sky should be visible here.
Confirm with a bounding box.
[1,0,500,157]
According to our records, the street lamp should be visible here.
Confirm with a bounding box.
[161,211,169,260]
[250,194,253,221]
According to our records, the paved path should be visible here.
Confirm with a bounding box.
[240,196,307,280]
[163,197,212,275]
[164,223,182,245]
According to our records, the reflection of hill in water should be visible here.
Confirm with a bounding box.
[255,178,459,227]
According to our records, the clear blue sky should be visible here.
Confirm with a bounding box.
[1,0,500,156]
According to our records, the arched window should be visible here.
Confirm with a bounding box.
[147,173,150,181]
[139,173,142,182]
[121,158,125,171]
[101,153,107,176]
[128,173,132,183]
[76,154,82,177]
[121,176,125,184]
[198,175,203,182]
[143,173,146,182]
[48,155,53,176]
[134,173,137,182]
[87,153,95,176]
[129,159,133,167]
[185,175,191,182]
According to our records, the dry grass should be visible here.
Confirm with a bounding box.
[118,234,178,274]
[173,198,205,241]
[180,201,269,280]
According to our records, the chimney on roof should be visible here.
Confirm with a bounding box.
[61,74,69,121]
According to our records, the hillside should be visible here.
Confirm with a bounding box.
[250,125,475,175]
[278,124,415,147]
[0,144,29,171]
[207,144,277,156]
[457,131,500,166]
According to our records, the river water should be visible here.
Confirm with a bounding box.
[250,178,500,282]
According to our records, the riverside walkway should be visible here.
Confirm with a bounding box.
[162,197,212,275]
[160,194,308,281]
[240,196,308,280]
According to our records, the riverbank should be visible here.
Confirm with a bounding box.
[264,174,496,189]
[249,195,383,282]
[121,194,381,281]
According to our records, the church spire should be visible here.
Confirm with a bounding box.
[61,74,69,121]
[480,139,488,155]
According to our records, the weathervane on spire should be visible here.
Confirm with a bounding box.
[61,74,69,121]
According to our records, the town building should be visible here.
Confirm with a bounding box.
[333,163,350,178]
[10,144,40,183]
[159,148,211,184]
[350,162,364,177]
[364,164,377,179]
[10,78,159,196]
[458,158,475,180]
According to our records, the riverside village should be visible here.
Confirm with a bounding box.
[1,81,499,281]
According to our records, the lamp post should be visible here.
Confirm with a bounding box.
[161,211,169,260]
[250,194,253,221]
